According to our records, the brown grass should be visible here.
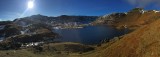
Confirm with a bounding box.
[86,19,160,57]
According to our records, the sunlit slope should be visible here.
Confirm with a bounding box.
[89,19,160,57]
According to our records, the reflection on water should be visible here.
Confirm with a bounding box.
[54,26,127,45]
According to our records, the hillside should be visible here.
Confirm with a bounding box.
[93,8,160,30]
[87,18,160,57]
[0,42,94,57]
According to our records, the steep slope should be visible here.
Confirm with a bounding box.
[89,19,160,57]
[93,8,160,30]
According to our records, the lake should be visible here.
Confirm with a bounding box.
[53,25,128,45]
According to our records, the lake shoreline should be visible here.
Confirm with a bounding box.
[53,25,128,45]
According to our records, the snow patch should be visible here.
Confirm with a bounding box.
[153,10,160,13]
[21,42,44,47]
[21,31,25,34]
[125,12,128,14]
[102,14,109,18]
[140,10,146,14]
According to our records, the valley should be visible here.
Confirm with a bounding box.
[0,8,160,57]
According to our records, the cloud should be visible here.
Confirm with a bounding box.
[125,0,160,7]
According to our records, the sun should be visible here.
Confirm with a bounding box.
[28,0,34,9]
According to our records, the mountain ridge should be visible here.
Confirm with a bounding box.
[14,14,98,26]
[92,8,160,30]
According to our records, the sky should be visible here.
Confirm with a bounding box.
[0,0,160,21]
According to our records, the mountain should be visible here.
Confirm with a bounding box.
[0,14,98,50]
[14,14,98,27]
[92,8,160,30]
[0,14,98,39]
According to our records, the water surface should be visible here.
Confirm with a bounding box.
[54,26,127,45]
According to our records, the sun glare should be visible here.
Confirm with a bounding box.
[28,0,34,9]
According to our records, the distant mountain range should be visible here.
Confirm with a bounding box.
[14,14,98,27]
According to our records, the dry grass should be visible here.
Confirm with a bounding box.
[0,42,95,57]
[86,19,160,57]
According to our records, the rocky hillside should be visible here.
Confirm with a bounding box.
[87,18,160,57]
[93,8,160,30]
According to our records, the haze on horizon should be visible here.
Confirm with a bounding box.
[0,0,160,21]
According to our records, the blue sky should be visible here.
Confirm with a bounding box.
[0,0,160,21]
